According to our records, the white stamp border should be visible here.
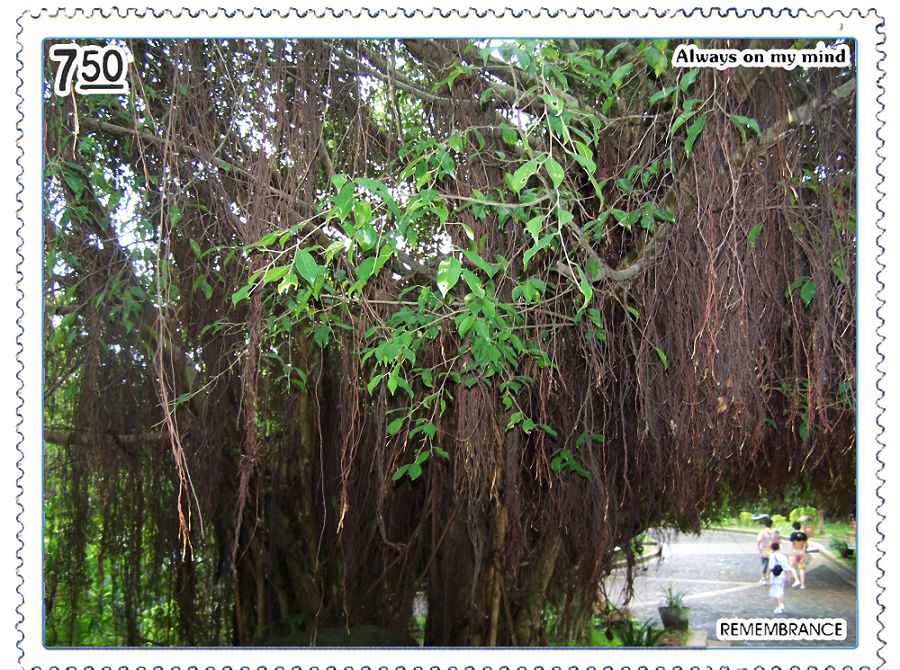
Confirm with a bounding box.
[11,4,887,669]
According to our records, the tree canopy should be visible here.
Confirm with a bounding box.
[43,37,855,647]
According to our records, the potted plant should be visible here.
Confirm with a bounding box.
[658,585,690,632]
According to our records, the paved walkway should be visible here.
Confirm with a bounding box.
[604,529,856,647]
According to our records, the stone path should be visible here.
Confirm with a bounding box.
[604,529,856,647]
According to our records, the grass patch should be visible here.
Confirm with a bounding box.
[589,626,624,647]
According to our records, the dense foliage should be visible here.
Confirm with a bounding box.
[43,38,855,646]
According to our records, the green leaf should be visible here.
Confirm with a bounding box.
[525,214,544,241]
[587,307,607,341]
[678,68,700,92]
[262,265,290,285]
[355,177,400,218]
[387,416,405,436]
[436,256,462,297]
[252,230,280,249]
[572,140,597,176]
[649,85,676,106]
[653,205,676,224]
[461,248,498,277]
[671,110,694,135]
[643,45,667,77]
[313,324,332,348]
[611,208,633,231]
[684,112,708,158]
[831,261,847,284]
[509,159,539,193]
[626,305,640,320]
[391,464,409,482]
[576,266,593,313]
[523,234,555,270]
[655,346,669,370]
[231,284,251,306]
[354,256,377,288]
[421,368,434,388]
[544,156,565,189]
[539,423,558,438]
[730,114,761,137]
[62,171,84,198]
[550,450,567,475]
[748,223,763,247]
[785,277,806,299]
[353,194,372,225]
[799,280,816,306]
[623,210,640,231]
[333,181,355,219]
[457,313,476,338]
[541,92,563,114]
[462,269,484,298]
[500,123,518,145]
[610,63,632,88]
[367,374,383,395]
[449,131,464,152]
[294,248,323,285]
[189,238,202,258]
[356,222,377,251]
[168,204,183,225]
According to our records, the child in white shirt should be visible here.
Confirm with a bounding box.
[768,542,790,614]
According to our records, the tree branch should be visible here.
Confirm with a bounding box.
[572,76,856,287]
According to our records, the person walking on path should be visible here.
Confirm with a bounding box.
[768,541,790,614]
[789,521,809,589]
[756,518,780,584]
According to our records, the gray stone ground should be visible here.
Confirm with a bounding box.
[604,529,856,648]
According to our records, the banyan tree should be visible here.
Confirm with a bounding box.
[42,38,855,646]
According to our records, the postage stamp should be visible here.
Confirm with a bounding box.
[6,2,895,668]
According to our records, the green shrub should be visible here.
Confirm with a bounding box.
[615,619,666,647]
[739,511,754,527]
[830,537,854,558]
[589,625,623,647]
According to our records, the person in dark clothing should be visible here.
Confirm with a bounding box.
[788,521,809,589]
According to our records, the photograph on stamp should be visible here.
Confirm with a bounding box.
[40,34,857,651]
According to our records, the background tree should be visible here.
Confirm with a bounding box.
[43,37,856,646]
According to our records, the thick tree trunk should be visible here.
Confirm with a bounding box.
[513,532,562,645]
[486,502,508,646]
[425,490,481,645]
